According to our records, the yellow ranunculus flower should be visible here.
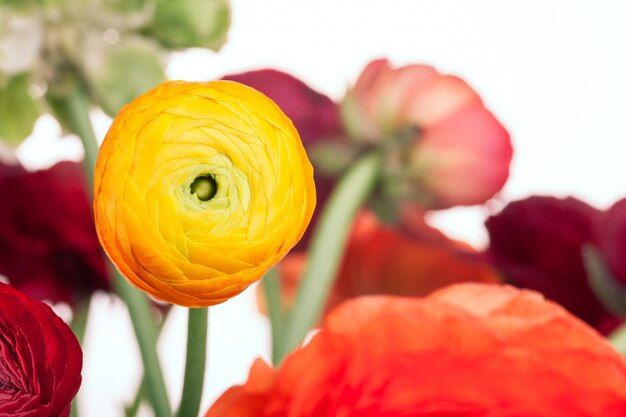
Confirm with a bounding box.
[94,80,316,307]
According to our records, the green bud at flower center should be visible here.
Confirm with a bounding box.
[191,175,217,201]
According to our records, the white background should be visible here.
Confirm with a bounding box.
[12,1,626,416]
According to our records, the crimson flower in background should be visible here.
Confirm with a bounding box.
[0,161,109,305]
[594,198,626,283]
[346,58,513,209]
[222,69,342,250]
[262,211,500,315]
[0,282,82,416]
[207,284,626,417]
[486,196,621,334]
[222,69,342,144]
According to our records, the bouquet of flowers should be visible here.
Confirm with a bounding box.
[1,1,626,416]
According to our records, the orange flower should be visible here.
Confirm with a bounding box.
[94,81,316,307]
[345,59,512,209]
[260,211,500,314]
[207,284,626,416]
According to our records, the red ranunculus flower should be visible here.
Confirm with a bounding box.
[207,283,626,416]
[346,58,512,209]
[0,161,109,305]
[486,195,621,334]
[222,69,342,144]
[593,198,626,283]
[222,69,342,250]
[261,211,500,315]
[0,281,82,416]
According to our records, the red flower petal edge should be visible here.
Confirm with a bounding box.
[0,282,82,417]
[206,283,626,417]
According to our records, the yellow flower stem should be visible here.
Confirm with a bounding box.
[263,267,285,365]
[279,151,382,362]
[177,308,208,417]
[56,84,173,417]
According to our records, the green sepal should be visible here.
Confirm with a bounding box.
[583,244,626,316]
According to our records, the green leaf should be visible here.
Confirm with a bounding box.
[0,0,38,10]
[142,0,230,50]
[582,244,626,316]
[82,36,166,117]
[0,73,40,146]
[102,0,151,14]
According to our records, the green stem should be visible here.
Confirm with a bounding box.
[177,308,209,417]
[125,381,144,417]
[126,307,171,417]
[55,84,173,417]
[114,272,173,417]
[609,323,626,356]
[46,81,98,190]
[263,267,284,365]
[70,296,91,347]
[278,152,381,362]
[69,298,92,417]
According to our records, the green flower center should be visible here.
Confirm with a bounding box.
[190,175,218,201]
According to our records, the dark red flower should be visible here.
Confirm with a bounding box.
[222,69,342,250]
[0,281,82,416]
[0,161,109,305]
[593,198,626,283]
[207,284,626,417]
[221,69,342,145]
[486,195,620,333]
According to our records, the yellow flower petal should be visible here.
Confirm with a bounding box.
[94,80,316,307]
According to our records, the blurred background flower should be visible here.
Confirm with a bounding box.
[593,198,626,285]
[485,196,624,334]
[0,0,230,146]
[207,284,626,417]
[0,160,108,305]
[260,210,500,317]
[343,58,513,211]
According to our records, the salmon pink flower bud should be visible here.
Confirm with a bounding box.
[94,80,316,307]
[345,59,512,209]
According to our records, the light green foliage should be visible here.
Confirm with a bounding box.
[142,0,230,50]
[0,0,231,129]
[101,0,149,14]
[84,37,165,117]
[0,73,40,145]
